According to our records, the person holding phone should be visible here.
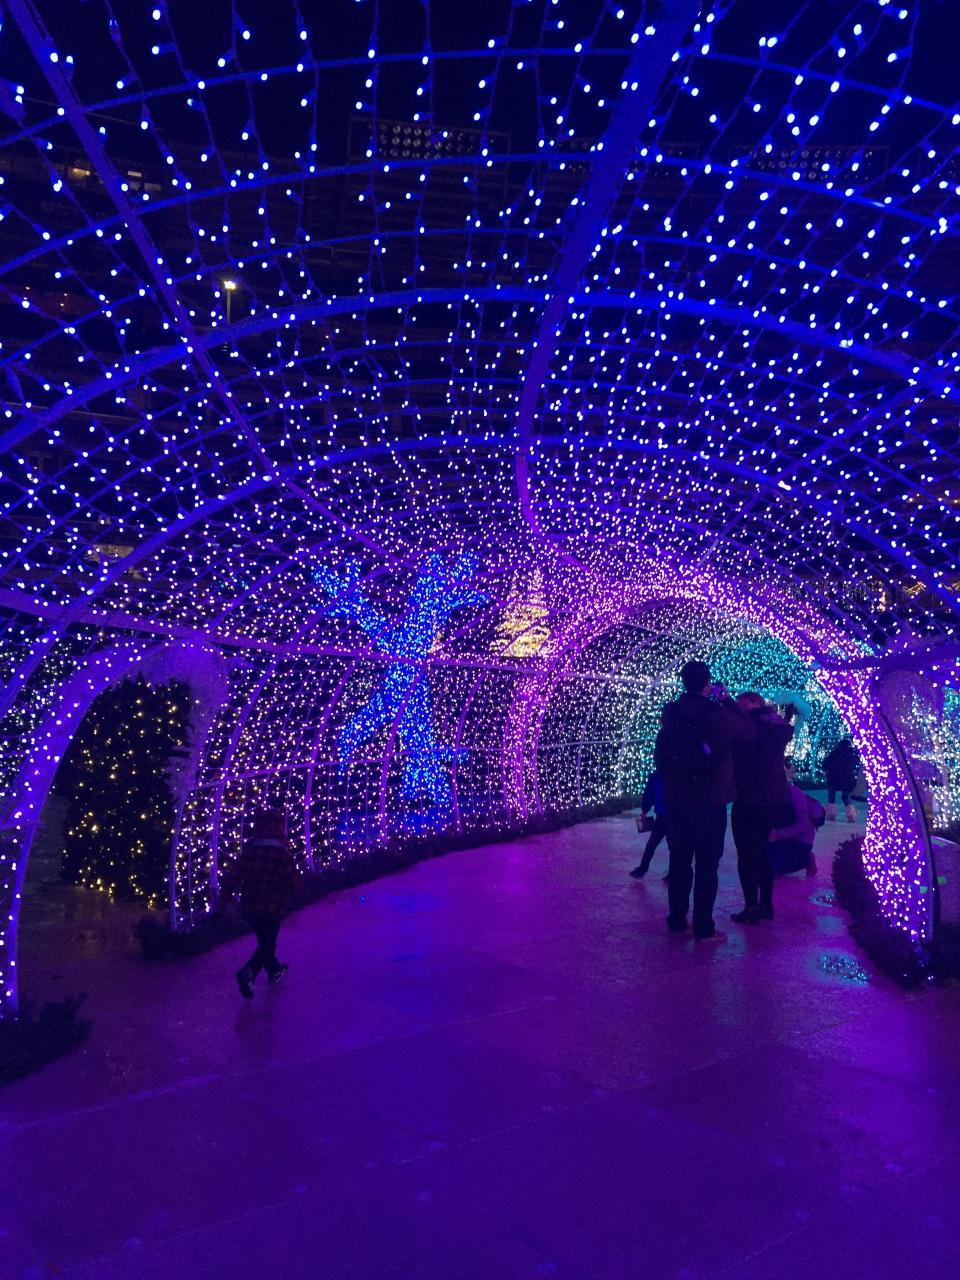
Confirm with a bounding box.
[729,694,794,924]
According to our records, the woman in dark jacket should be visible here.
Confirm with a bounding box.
[822,737,859,822]
[730,693,794,924]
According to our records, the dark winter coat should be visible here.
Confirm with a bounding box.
[731,710,794,808]
[658,693,754,810]
[219,810,302,922]
[823,741,858,792]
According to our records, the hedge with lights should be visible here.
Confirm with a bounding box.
[832,834,960,989]
[0,995,91,1087]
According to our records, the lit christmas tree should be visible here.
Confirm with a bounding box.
[493,569,551,659]
[57,676,191,907]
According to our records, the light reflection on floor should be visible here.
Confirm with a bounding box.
[9,804,960,1280]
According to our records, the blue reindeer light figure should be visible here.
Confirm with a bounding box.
[314,554,488,805]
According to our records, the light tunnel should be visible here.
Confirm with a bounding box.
[1,0,960,1014]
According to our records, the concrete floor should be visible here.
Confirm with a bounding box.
[6,808,960,1279]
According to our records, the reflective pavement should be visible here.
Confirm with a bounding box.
[5,808,960,1278]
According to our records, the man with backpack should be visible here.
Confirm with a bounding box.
[655,660,753,941]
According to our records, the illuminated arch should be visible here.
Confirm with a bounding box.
[0,641,227,1010]
[1,0,958,1016]
[510,569,933,942]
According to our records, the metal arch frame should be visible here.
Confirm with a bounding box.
[8,218,946,382]
[3,327,952,638]
[7,346,950,607]
[2,420,946,648]
[4,0,279,482]
[12,29,941,165]
[3,292,954,623]
[494,3,950,547]
[5,0,449,551]
[1,400,953,673]
[4,270,954,460]
[2,69,947,333]
[1,31,944,255]
[6,212,951,478]
[502,434,960,615]
[2,1,954,567]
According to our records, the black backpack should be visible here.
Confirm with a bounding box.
[654,705,716,789]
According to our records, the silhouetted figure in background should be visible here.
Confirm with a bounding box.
[629,771,669,879]
[822,737,859,822]
[220,806,302,999]
[655,660,753,942]
[729,694,794,924]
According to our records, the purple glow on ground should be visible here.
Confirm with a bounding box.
[8,816,960,1279]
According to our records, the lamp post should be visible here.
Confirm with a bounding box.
[222,277,238,326]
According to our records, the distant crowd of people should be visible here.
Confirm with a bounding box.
[629,659,861,942]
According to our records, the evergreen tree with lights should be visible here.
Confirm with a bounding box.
[58,676,191,908]
[493,569,551,659]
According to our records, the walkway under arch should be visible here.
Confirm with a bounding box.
[6,814,960,1280]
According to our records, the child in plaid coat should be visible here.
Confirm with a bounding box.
[220,806,302,999]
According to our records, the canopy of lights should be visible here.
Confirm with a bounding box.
[1,0,959,1012]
